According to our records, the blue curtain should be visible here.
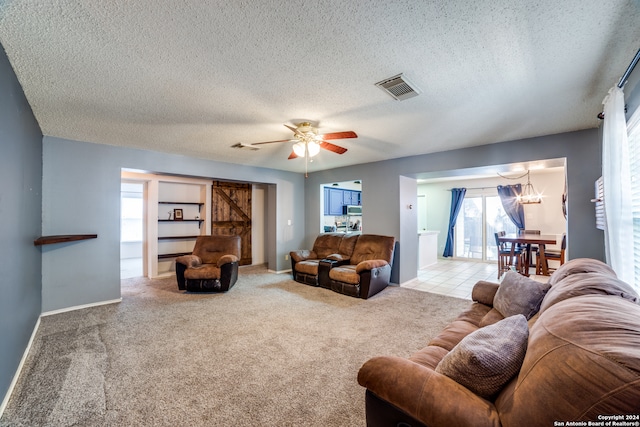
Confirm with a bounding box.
[443,188,466,257]
[497,184,525,230]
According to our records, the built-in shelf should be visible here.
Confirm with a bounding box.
[158,235,201,240]
[158,252,190,259]
[34,234,98,246]
[158,201,204,205]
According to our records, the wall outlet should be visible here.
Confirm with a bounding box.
[285,254,289,260]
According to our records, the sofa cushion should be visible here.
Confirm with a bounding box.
[192,235,241,264]
[337,233,359,257]
[295,260,321,275]
[184,264,221,280]
[540,272,639,314]
[493,271,551,319]
[495,295,640,425]
[428,319,483,352]
[329,265,359,285]
[435,314,529,398]
[479,308,505,328]
[548,257,616,285]
[350,234,395,265]
[312,233,346,259]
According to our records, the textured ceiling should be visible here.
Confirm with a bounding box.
[1,1,639,175]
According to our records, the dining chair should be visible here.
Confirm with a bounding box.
[495,231,525,279]
[518,229,541,267]
[536,233,566,276]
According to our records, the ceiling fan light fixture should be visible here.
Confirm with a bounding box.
[307,141,320,157]
[292,141,306,157]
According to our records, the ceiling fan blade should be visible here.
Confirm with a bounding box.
[284,124,306,138]
[288,151,298,159]
[250,138,295,145]
[319,131,357,140]
[320,141,348,154]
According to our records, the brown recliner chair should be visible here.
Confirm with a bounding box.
[326,234,396,299]
[175,235,241,292]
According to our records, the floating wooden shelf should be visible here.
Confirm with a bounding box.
[34,234,98,246]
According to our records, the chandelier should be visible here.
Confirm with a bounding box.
[517,170,542,204]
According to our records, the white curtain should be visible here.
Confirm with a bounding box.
[602,86,634,284]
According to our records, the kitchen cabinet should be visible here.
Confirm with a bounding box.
[324,187,362,216]
[343,190,361,206]
[328,188,344,215]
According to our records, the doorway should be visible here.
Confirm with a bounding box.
[120,181,145,278]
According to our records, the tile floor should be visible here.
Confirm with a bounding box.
[403,258,548,300]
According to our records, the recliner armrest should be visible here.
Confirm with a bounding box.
[356,259,389,273]
[358,356,500,427]
[290,250,317,262]
[217,254,239,267]
[176,254,202,268]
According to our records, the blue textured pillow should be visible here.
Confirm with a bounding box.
[494,271,550,319]
[435,314,529,398]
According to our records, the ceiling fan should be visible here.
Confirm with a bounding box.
[242,122,357,177]
[249,122,357,159]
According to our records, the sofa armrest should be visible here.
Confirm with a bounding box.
[217,254,239,267]
[176,254,202,268]
[290,250,316,262]
[356,259,388,274]
[471,281,500,306]
[358,356,500,427]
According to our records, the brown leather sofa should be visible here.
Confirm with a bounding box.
[358,258,640,426]
[175,235,240,292]
[290,233,396,299]
[290,233,359,286]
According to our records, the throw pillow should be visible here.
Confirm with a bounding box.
[435,314,529,398]
[493,271,551,319]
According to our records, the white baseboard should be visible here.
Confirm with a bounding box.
[399,277,420,287]
[0,316,41,418]
[41,298,122,317]
[268,269,292,274]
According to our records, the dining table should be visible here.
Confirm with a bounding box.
[498,233,559,276]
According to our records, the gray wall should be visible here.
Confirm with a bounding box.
[41,138,305,312]
[305,129,604,285]
[0,44,43,403]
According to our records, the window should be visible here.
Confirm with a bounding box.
[454,191,517,261]
[628,107,640,289]
[121,183,143,242]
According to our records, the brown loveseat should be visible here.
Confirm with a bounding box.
[358,258,640,426]
[175,235,240,292]
[290,233,396,299]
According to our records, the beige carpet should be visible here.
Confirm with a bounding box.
[0,265,471,427]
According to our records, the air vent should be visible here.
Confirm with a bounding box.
[375,73,420,101]
[231,142,260,151]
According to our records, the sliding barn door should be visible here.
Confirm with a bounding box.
[211,181,252,265]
